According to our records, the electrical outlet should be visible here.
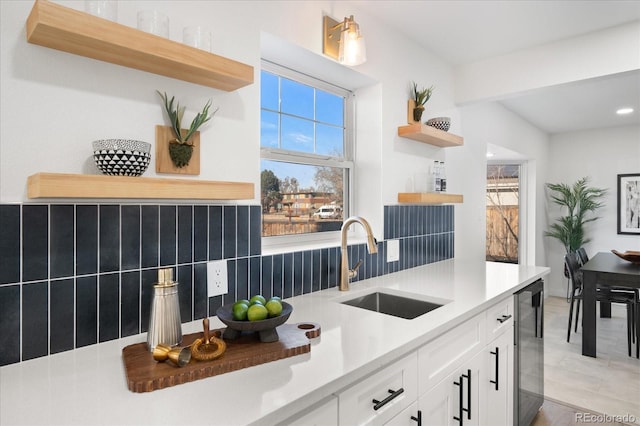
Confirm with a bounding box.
[207,260,228,297]
[387,239,400,262]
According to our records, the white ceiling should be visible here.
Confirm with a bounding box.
[499,71,640,134]
[347,1,640,135]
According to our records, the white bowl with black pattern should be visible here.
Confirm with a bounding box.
[92,139,151,177]
[425,117,451,132]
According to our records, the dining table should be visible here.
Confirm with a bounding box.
[581,252,640,357]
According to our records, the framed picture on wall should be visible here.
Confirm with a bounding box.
[617,173,640,235]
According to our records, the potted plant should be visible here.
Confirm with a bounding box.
[157,91,217,168]
[410,81,434,122]
[545,177,606,267]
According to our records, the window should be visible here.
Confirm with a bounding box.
[260,61,353,241]
[486,164,521,263]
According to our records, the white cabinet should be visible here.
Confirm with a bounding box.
[485,296,514,342]
[418,313,486,393]
[417,295,515,426]
[417,311,486,426]
[420,371,455,425]
[280,296,516,426]
[482,297,514,426]
[483,330,513,426]
[338,352,418,426]
[385,402,421,426]
[420,349,484,426]
[280,396,339,426]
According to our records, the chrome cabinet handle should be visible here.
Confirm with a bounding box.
[490,347,499,391]
[497,314,512,323]
[411,410,422,425]
[372,388,404,411]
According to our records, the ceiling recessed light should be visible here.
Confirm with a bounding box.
[486,152,494,158]
[616,107,634,115]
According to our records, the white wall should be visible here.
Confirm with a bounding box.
[545,125,640,297]
[1,0,458,242]
[0,0,561,267]
[1,0,261,200]
[456,102,550,264]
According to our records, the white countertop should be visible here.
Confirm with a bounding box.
[0,260,549,426]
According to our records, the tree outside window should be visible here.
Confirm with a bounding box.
[486,164,519,263]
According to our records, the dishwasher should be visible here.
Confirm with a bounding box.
[514,278,544,426]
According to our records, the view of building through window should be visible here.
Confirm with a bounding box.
[261,161,345,236]
[486,164,520,263]
[260,64,351,238]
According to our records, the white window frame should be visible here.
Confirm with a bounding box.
[260,60,355,253]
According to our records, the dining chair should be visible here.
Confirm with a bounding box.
[564,252,638,357]
[576,247,639,351]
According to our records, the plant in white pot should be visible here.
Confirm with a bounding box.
[157,91,217,168]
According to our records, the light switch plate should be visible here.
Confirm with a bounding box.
[387,239,400,262]
[207,260,228,297]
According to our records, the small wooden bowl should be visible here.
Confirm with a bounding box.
[612,250,640,265]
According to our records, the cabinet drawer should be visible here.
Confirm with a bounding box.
[485,296,514,342]
[338,352,418,426]
[418,313,485,393]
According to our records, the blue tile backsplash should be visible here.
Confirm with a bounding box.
[0,203,454,366]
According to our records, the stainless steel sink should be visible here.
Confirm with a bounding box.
[341,291,443,319]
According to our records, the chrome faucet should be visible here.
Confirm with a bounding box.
[340,216,378,291]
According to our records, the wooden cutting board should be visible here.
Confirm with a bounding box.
[122,322,321,393]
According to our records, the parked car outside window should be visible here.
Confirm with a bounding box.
[312,205,343,219]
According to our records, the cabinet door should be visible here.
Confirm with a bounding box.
[420,372,456,426]
[483,331,513,426]
[385,402,421,426]
[418,313,486,393]
[420,352,483,426]
[339,353,418,426]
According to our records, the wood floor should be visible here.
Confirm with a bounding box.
[540,296,640,426]
[532,398,629,426]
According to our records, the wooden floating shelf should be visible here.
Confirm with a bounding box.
[27,173,254,200]
[26,0,253,91]
[398,192,463,204]
[397,124,464,147]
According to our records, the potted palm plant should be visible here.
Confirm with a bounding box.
[410,81,434,122]
[545,176,606,264]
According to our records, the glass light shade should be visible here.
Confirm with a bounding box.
[338,22,366,66]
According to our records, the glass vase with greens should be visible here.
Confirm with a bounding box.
[545,177,607,254]
[157,91,217,168]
